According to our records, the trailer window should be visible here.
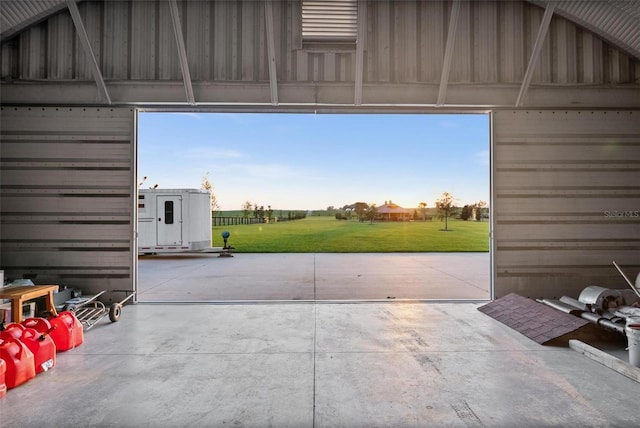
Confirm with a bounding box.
[164,201,174,224]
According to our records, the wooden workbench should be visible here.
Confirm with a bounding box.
[0,284,59,322]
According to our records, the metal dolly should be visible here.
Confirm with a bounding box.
[64,290,135,330]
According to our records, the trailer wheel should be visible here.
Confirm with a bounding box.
[109,303,122,322]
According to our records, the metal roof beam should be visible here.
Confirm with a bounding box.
[354,0,366,106]
[437,0,460,107]
[516,1,555,107]
[265,0,278,106]
[66,0,110,105]
[4,81,640,108]
[169,0,195,105]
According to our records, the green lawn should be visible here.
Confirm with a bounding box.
[213,216,489,253]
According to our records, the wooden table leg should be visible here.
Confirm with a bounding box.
[10,298,23,323]
[46,290,58,317]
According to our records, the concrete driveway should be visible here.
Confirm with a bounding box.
[137,253,490,301]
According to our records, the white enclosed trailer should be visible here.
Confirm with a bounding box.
[137,189,213,254]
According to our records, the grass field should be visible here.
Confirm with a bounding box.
[213,216,489,253]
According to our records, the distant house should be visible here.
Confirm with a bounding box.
[377,201,412,221]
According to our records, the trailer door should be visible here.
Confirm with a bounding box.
[157,196,183,245]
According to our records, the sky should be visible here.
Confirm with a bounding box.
[138,112,489,211]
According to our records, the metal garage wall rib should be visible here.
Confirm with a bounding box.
[493,110,640,299]
[0,106,135,300]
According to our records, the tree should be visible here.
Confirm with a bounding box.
[201,172,220,215]
[364,203,378,224]
[354,202,368,222]
[418,202,428,221]
[475,200,487,221]
[242,201,253,219]
[460,205,473,221]
[266,205,273,222]
[435,192,457,231]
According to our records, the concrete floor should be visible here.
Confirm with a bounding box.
[2,302,638,427]
[137,253,490,301]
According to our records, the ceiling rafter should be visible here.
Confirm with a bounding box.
[437,0,460,107]
[265,0,278,106]
[66,0,110,105]
[168,0,195,105]
[516,1,555,108]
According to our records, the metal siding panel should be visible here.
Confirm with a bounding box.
[259,1,268,81]
[287,0,297,82]
[1,38,19,78]
[372,0,391,82]
[47,11,74,79]
[295,49,308,81]
[290,0,302,79]
[393,0,417,83]
[473,0,498,83]
[493,110,640,299]
[231,0,239,80]
[241,0,255,81]
[212,0,227,80]
[579,30,595,83]
[75,1,102,81]
[157,0,180,80]
[550,16,578,84]
[19,24,46,79]
[0,106,135,296]
[102,0,129,80]
[1,0,640,105]
[498,1,525,83]
[324,51,335,81]
[450,0,471,83]
[418,0,444,83]
[186,0,210,81]
[272,0,284,81]
[130,0,156,80]
[526,3,551,84]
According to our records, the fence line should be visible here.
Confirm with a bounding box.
[212,217,264,226]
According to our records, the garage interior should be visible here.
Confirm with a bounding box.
[1,1,639,426]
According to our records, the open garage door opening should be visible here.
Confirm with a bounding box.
[136,112,491,302]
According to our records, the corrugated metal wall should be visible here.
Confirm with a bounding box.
[1,1,639,299]
[1,0,638,86]
[493,110,640,299]
[0,107,136,300]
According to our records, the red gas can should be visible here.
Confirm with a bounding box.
[0,358,7,398]
[48,311,84,351]
[22,317,53,334]
[0,338,35,389]
[0,323,26,340]
[19,328,56,374]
